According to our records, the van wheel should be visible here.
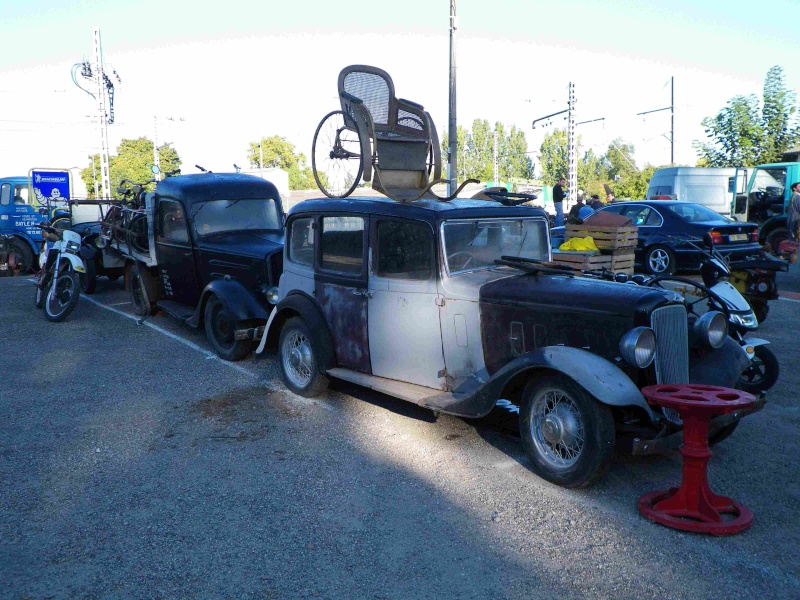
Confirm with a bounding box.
[128,263,158,316]
[80,257,97,294]
[279,317,329,397]
[519,374,615,488]
[765,228,788,256]
[645,245,676,275]
[204,296,253,361]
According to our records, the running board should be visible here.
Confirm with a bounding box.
[326,368,447,403]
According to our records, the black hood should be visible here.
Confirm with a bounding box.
[196,230,284,259]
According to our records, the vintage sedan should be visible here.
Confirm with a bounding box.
[257,196,755,488]
[553,200,763,275]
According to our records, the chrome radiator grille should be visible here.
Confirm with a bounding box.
[651,305,689,384]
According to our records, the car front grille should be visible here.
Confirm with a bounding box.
[651,305,689,385]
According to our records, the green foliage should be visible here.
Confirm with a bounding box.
[80,137,182,199]
[615,165,659,200]
[538,129,568,186]
[693,66,800,167]
[441,119,533,182]
[248,135,316,190]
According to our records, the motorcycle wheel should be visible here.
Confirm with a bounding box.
[738,345,779,394]
[43,268,81,322]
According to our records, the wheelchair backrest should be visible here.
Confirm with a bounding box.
[338,65,395,127]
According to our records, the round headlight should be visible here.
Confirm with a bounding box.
[694,311,727,349]
[619,326,656,368]
[265,285,280,305]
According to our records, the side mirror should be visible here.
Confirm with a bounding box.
[702,232,714,249]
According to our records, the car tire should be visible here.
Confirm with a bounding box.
[519,374,615,488]
[204,296,253,361]
[7,240,33,276]
[80,257,97,294]
[737,344,779,394]
[128,263,159,316]
[644,244,676,275]
[279,317,329,397]
[765,228,788,256]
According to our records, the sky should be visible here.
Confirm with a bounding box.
[0,0,796,195]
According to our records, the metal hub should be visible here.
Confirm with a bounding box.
[283,331,313,388]
[542,405,580,447]
[530,388,585,468]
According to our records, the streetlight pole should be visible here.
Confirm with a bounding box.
[259,142,264,179]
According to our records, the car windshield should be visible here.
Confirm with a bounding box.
[192,198,281,237]
[442,218,549,274]
[664,202,731,223]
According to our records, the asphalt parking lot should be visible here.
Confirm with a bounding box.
[2,271,800,599]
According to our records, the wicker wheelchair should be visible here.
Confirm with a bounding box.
[312,65,476,202]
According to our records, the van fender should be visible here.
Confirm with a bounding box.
[7,232,39,255]
[186,279,270,328]
[493,346,653,418]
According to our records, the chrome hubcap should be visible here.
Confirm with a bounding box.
[649,249,670,272]
[530,388,585,469]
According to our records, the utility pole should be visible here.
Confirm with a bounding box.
[259,143,264,179]
[448,1,458,196]
[493,131,499,185]
[567,82,577,206]
[153,116,161,180]
[93,27,112,200]
[637,76,674,165]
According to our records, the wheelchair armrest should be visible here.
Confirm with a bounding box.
[398,98,424,110]
[340,91,363,104]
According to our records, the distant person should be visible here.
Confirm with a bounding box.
[788,181,800,242]
[589,194,604,210]
[553,177,566,227]
[567,196,585,224]
[579,197,597,220]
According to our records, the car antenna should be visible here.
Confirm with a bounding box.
[195,164,211,173]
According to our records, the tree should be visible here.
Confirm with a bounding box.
[693,65,800,167]
[539,129,569,186]
[441,119,534,183]
[80,137,182,199]
[615,165,658,200]
[248,136,316,190]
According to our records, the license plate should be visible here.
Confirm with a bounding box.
[729,234,747,242]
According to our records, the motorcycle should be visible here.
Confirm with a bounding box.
[717,255,787,323]
[34,222,86,322]
[645,234,778,395]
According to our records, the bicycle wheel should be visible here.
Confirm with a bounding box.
[312,110,364,198]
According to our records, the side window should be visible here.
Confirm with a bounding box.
[600,204,624,214]
[644,209,662,226]
[157,201,189,244]
[288,217,315,267]
[321,216,364,274]
[0,183,10,206]
[13,186,29,204]
[376,220,433,280]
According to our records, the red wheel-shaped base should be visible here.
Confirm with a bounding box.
[638,384,755,536]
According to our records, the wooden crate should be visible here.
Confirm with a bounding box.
[550,250,612,271]
[565,224,638,249]
[608,248,635,275]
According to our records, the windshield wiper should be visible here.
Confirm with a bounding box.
[495,255,576,276]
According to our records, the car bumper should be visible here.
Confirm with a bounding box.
[674,243,764,270]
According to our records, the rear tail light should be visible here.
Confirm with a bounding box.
[750,230,759,242]
[709,230,724,245]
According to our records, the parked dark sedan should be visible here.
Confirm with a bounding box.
[553,200,762,274]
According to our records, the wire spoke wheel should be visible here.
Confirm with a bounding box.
[530,388,586,469]
[44,269,80,322]
[282,330,314,388]
[312,110,364,198]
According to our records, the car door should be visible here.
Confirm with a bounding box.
[315,214,371,373]
[154,199,199,306]
[617,204,663,256]
[367,218,446,390]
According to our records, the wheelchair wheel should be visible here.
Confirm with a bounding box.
[312,110,364,198]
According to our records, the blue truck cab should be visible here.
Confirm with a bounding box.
[0,176,49,274]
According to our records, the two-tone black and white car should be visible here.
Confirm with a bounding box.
[256,196,756,488]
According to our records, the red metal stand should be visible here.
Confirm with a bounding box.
[638,384,756,536]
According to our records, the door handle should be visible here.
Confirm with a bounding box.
[350,288,375,298]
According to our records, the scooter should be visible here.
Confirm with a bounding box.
[646,234,778,394]
[34,222,86,322]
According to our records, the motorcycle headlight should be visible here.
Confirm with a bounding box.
[66,240,80,253]
[694,311,727,349]
[265,285,280,305]
[619,327,656,368]
[729,310,758,330]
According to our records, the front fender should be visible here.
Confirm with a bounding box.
[61,253,86,274]
[689,336,750,388]
[186,279,270,328]
[424,346,654,420]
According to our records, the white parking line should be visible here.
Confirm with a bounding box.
[78,293,337,412]
[107,301,132,306]
[779,296,800,304]
[79,294,257,379]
